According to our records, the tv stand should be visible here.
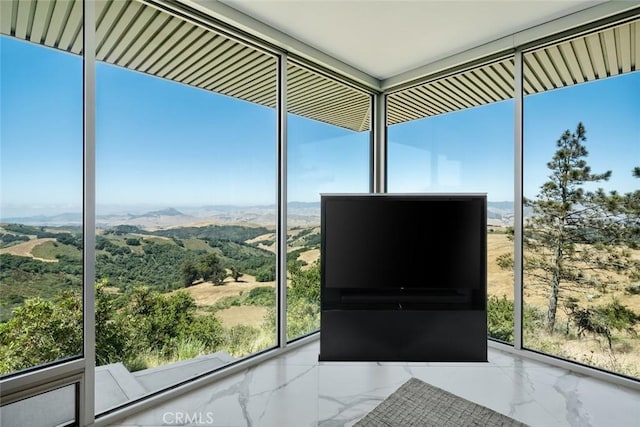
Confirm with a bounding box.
[319,288,486,362]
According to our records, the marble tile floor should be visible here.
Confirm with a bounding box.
[113,340,640,427]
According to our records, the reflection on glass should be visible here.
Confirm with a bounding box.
[387,66,515,343]
[286,62,371,341]
[0,26,84,376]
[523,70,640,379]
[1,384,76,427]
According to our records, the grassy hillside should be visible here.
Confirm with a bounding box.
[2,222,638,378]
[0,222,280,317]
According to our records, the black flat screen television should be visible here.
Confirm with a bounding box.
[321,194,486,293]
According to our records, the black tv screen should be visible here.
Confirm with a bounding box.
[321,194,486,291]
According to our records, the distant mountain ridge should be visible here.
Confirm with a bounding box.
[2,201,517,228]
[1,212,84,224]
[130,207,185,218]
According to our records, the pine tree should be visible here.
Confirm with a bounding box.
[524,123,613,332]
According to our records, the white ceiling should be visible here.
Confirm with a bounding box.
[219,0,605,80]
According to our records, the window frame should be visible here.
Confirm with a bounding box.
[1,3,638,427]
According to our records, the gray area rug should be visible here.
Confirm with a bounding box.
[354,377,528,427]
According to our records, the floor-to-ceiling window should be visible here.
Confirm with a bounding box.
[1,0,377,422]
[0,1,84,424]
[522,19,640,379]
[286,62,371,341]
[93,0,278,413]
[387,59,516,343]
[0,1,84,380]
[2,2,638,425]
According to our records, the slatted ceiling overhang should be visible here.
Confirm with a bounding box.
[1,0,371,133]
[398,89,444,116]
[95,0,281,108]
[419,84,466,112]
[0,0,83,53]
[523,20,640,94]
[7,2,634,132]
[388,18,639,126]
[287,63,372,132]
[387,57,516,125]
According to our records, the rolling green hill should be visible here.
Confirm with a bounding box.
[0,222,313,320]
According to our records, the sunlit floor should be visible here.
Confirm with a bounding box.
[113,339,639,427]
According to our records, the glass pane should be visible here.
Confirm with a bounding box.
[94,1,277,413]
[0,0,84,376]
[0,384,76,427]
[523,39,640,378]
[387,60,515,344]
[286,62,371,341]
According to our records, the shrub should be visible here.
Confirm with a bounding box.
[246,286,275,306]
[488,295,544,343]
[0,292,82,374]
[173,336,207,360]
[179,314,225,350]
[224,324,261,357]
[625,283,640,295]
[255,266,275,282]
[6,294,25,305]
[286,299,320,338]
[288,261,320,305]
[487,295,515,342]
[565,298,640,349]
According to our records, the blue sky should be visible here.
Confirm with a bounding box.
[388,100,515,199]
[1,35,638,217]
[1,37,83,216]
[388,71,640,201]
